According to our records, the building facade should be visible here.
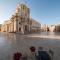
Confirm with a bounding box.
[31,19,41,32]
[49,25,56,32]
[55,24,60,32]
[49,24,60,32]
[0,24,1,31]
[1,3,41,34]
[41,24,49,32]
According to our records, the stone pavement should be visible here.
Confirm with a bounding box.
[0,32,60,60]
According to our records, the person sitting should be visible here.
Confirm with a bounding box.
[13,52,22,60]
[27,46,37,60]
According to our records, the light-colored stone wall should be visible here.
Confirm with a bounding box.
[0,24,2,31]
[55,25,60,32]
[49,25,55,32]
[49,25,60,32]
[30,18,41,32]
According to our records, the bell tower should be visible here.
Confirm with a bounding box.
[15,0,30,18]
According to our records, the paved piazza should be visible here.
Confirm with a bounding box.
[0,32,60,60]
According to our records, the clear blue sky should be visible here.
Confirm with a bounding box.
[0,0,60,25]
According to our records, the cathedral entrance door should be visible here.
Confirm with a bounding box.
[25,25,28,32]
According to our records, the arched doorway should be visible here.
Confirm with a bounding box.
[25,25,28,32]
[19,28,21,31]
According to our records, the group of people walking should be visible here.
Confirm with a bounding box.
[13,46,54,60]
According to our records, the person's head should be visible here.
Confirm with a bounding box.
[13,52,22,60]
[30,46,36,52]
[38,47,43,51]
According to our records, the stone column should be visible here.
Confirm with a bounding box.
[14,18,18,32]
[21,24,24,34]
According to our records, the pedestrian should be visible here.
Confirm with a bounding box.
[37,47,51,60]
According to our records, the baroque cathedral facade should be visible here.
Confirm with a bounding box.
[1,3,41,34]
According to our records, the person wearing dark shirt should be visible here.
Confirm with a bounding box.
[37,47,51,60]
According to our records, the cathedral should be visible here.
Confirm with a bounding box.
[1,2,41,34]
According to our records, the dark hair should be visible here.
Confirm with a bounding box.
[30,46,36,52]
